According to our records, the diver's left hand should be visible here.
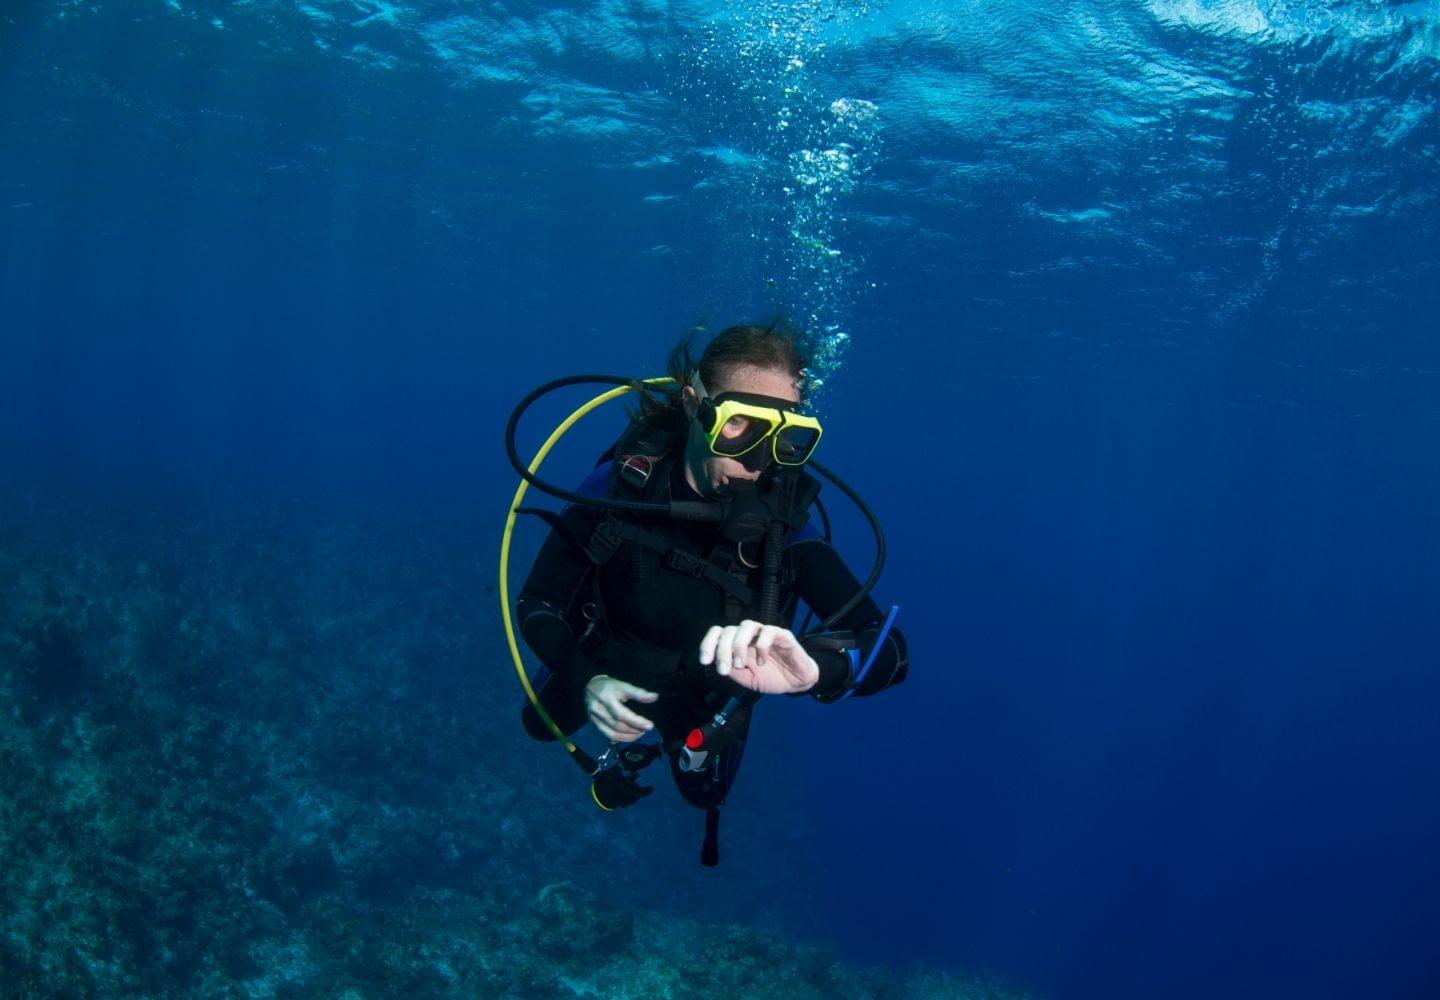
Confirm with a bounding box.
[698,620,819,695]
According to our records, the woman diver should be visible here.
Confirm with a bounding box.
[508,323,908,864]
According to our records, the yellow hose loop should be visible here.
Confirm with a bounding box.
[499,377,675,754]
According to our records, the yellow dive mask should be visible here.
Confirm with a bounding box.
[691,374,822,466]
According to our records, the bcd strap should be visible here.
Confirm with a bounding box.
[584,515,628,564]
[587,516,759,611]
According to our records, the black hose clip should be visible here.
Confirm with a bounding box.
[589,741,663,811]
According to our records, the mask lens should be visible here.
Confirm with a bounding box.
[711,411,776,456]
[774,424,819,465]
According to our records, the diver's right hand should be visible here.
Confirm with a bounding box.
[584,675,657,743]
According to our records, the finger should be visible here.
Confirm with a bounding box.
[755,625,780,666]
[602,723,646,742]
[609,699,655,733]
[588,701,613,734]
[714,625,739,674]
[612,680,659,703]
[729,619,762,667]
[698,625,723,666]
[590,701,634,736]
[592,706,646,742]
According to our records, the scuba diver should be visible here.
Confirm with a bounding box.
[502,323,908,866]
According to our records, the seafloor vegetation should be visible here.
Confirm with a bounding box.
[0,486,1034,1000]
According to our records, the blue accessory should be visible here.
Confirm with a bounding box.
[837,604,901,701]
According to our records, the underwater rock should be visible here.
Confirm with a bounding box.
[532,881,636,961]
[256,840,343,916]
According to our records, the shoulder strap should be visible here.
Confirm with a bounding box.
[605,409,686,500]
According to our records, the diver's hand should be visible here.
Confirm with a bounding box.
[584,675,657,743]
[698,620,819,695]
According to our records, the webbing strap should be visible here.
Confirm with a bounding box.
[589,517,757,609]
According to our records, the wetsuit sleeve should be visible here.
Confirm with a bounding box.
[788,539,909,702]
[516,470,609,686]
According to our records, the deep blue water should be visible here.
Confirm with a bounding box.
[3,1,1439,998]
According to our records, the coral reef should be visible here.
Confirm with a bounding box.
[0,488,1036,999]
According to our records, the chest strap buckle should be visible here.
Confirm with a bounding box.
[586,517,626,564]
[664,548,709,578]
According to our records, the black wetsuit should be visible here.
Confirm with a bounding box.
[518,451,908,809]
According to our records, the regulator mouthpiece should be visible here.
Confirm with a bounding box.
[717,481,770,543]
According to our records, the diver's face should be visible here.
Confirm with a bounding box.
[681,363,802,496]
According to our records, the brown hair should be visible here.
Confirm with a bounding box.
[637,319,810,424]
